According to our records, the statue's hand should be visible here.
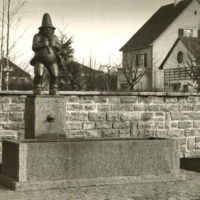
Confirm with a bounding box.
[43,39,49,47]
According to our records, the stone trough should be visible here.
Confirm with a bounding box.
[0,137,184,191]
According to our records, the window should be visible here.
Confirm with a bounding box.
[136,54,147,67]
[177,51,183,63]
[171,83,181,92]
[178,29,193,37]
[183,85,188,92]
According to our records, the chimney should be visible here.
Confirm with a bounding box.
[174,0,182,6]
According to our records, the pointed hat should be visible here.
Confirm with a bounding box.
[39,13,55,30]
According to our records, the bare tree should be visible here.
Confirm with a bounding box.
[0,0,27,90]
[99,63,117,92]
[180,37,200,92]
[0,0,6,90]
[120,53,146,91]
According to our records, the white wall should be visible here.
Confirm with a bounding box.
[162,39,196,92]
[153,0,200,90]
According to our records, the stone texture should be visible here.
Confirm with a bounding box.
[25,96,66,139]
[88,112,106,121]
[106,112,121,122]
[97,105,111,112]
[66,122,83,130]
[9,113,23,122]
[66,130,87,138]
[93,96,107,103]
[69,112,88,121]
[178,121,193,129]
[185,129,196,137]
[0,169,199,200]
[165,97,178,103]
[113,121,130,129]
[66,104,83,111]
[155,130,167,138]
[11,96,26,103]
[83,122,95,130]
[1,92,200,157]
[86,130,100,138]
[168,130,185,137]
[148,105,160,111]
[100,129,119,138]
[187,138,196,151]
[0,97,10,103]
[120,96,138,103]
[0,130,17,140]
[140,112,154,121]
[195,136,200,143]
[118,129,131,138]
[83,104,96,111]
[120,112,140,121]
[96,122,112,129]
[2,104,24,112]
[0,138,181,191]
[4,123,24,130]
[0,113,9,122]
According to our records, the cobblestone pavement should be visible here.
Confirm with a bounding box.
[0,170,200,200]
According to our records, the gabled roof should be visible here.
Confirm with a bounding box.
[120,0,193,51]
[180,37,199,55]
[68,61,104,75]
[1,58,31,78]
[159,37,199,69]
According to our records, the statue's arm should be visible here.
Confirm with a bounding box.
[32,34,46,52]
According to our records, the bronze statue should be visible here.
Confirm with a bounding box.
[30,13,61,95]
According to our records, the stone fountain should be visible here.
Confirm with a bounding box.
[0,13,184,191]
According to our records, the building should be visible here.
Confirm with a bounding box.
[0,58,32,91]
[160,37,199,92]
[118,0,200,92]
[44,61,111,91]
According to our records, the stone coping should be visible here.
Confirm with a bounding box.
[4,137,169,144]
[0,90,199,97]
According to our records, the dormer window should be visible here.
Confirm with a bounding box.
[178,29,193,37]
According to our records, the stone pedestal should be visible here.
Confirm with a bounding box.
[24,96,66,139]
[0,138,185,191]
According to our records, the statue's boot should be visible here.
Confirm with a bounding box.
[49,87,59,95]
[33,87,42,95]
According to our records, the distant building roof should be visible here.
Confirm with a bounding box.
[1,58,31,78]
[69,61,104,75]
[159,37,199,69]
[120,0,193,51]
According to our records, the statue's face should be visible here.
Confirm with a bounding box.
[41,27,54,37]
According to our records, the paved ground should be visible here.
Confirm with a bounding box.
[0,169,199,200]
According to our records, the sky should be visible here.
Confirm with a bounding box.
[8,0,174,73]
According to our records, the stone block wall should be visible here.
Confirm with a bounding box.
[0,91,200,158]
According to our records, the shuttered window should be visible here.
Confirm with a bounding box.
[136,54,139,67]
[198,29,200,37]
[136,54,148,68]
[178,29,183,37]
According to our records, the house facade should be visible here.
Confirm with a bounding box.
[118,0,200,92]
[161,37,199,92]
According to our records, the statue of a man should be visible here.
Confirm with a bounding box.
[30,13,61,95]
